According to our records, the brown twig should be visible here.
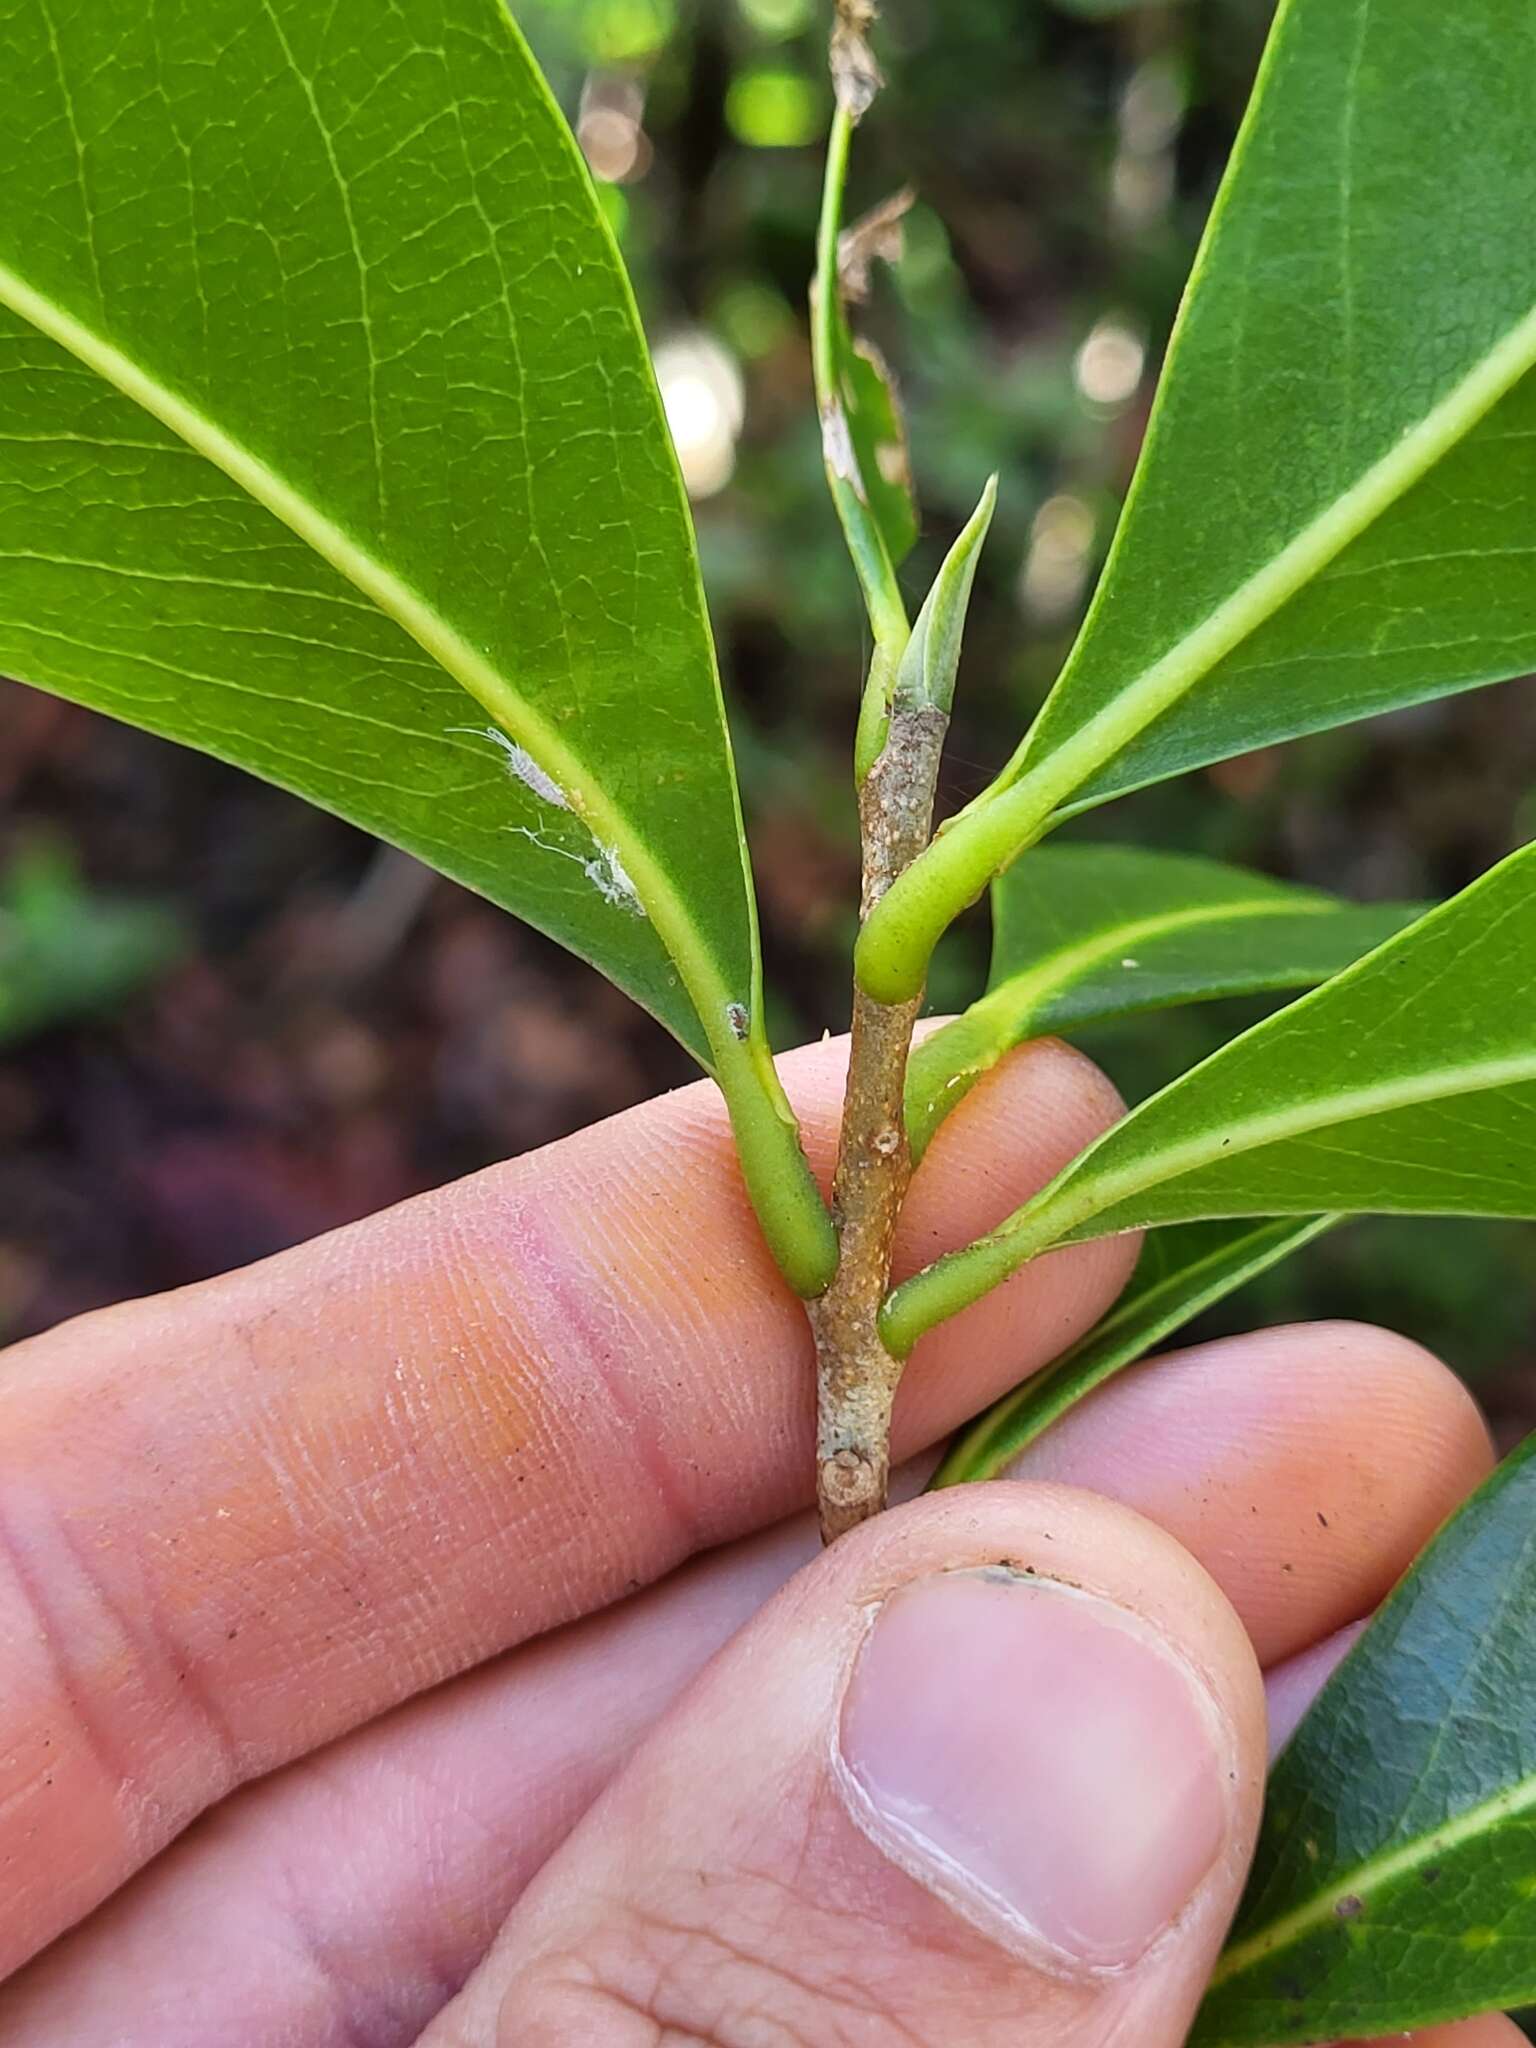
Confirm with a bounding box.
[809,701,947,1540]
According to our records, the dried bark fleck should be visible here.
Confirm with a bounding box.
[831,0,883,121]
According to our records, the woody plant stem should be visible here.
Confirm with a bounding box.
[808,697,947,1540]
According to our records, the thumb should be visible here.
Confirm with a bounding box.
[421,1482,1266,2048]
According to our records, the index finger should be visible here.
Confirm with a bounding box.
[0,1032,1131,1974]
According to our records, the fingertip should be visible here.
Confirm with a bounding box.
[902,1034,1127,1257]
[1310,1319,1496,1487]
[1011,1318,1496,1666]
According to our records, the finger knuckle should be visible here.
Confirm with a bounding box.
[505,1887,923,2048]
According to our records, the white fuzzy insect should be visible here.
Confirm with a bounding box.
[453,725,571,811]
[458,727,647,919]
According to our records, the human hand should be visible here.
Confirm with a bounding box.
[0,1035,1514,2047]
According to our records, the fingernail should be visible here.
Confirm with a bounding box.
[837,1568,1233,1971]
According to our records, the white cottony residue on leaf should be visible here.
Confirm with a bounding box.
[587,843,646,916]
[505,826,647,920]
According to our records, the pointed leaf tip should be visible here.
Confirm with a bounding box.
[893,473,999,718]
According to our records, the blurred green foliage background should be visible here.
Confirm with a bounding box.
[0,0,1532,1451]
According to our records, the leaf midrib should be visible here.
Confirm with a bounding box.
[1210,1742,1536,1993]
[1033,1048,1536,1249]
[0,251,738,1066]
[988,892,1332,1030]
[908,893,1333,1150]
[982,300,1536,835]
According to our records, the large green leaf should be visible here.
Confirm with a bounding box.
[1020,0,1536,810]
[0,0,835,1291]
[1194,1431,1536,2043]
[906,847,1420,1157]
[930,1216,1335,1487]
[882,842,1536,1352]
[856,0,1536,1003]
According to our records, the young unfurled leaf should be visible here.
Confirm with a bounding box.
[855,472,995,783]
[0,0,833,1292]
[906,847,1420,1157]
[857,0,1536,1003]
[930,1216,1335,1487]
[883,842,1536,1353]
[892,475,997,719]
[1194,1431,1536,2043]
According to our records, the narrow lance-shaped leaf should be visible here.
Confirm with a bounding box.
[812,69,912,661]
[833,191,920,577]
[857,0,1536,1003]
[1193,1430,1536,2044]
[931,1216,1336,1487]
[892,474,997,719]
[882,842,1536,1355]
[907,847,1421,1158]
[854,468,995,784]
[0,0,833,1291]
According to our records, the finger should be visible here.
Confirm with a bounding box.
[0,1321,1488,2045]
[419,1483,1266,2048]
[1266,1622,1364,1759]
[0,1521,816,2048]
[0,1035,1133,1973]
[1008,1319,1493,1664]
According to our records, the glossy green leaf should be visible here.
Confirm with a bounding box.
[0,842,181,1046]
[882,842,1536,1354]
[0,0,834,1292]
[857,0,1536,1004]
[906,847,1421,1157]
[1194,1430,1536,2043]
[0,0,717,1051]
[1032,0,1536,811]
[930,1216,1335,1487]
